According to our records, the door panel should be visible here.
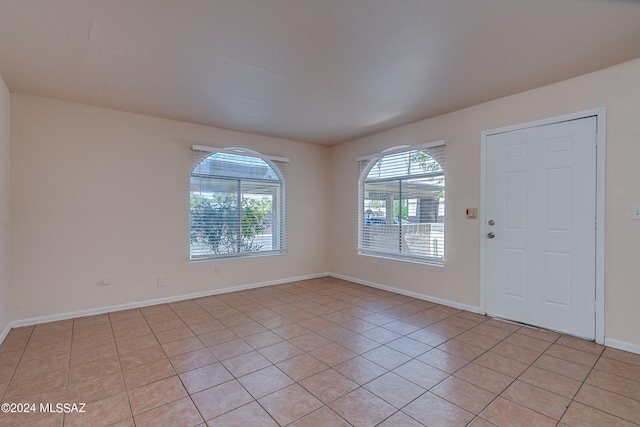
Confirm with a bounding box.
[505,171,526,230]
[545,168,571,231]
[504,249,525,298]
[485,117,597,339]
[544,251,570,306]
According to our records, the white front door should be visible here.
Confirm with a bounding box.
[484,117,597,339]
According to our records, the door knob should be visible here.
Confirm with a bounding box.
[486,232,495,239]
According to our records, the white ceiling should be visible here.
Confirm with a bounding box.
[1,0,640,145]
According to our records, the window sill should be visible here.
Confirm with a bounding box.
[190,250,285,263]
[358,251,444,267]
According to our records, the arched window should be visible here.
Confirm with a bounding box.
[359,143,445,264]
[190,148,285,260]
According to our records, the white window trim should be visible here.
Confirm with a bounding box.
[358,140,446,266]
[190,146,287,261]
[356,140,445,162]
[192,145,289,163]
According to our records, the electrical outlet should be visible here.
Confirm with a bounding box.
[157,276,166,287]
[214,265,221,274]
[633,206,640,220]
[102,277,110,286]
[374,262,379,271]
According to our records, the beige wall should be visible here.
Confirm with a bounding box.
[0,76,10,333]
[10,95,331,319]
[330,58,640,349]
[6,58,640,351]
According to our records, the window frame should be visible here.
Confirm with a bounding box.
[190,147,286,261]
[358,141,445,266]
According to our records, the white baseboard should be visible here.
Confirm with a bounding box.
[605,338,640,356]
[3,272,640,356]
[329,272,481,314]
[8,272,329,329]
[0,321,11,344]
[329,274,639,355]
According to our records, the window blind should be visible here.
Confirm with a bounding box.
[190,146,287,260]
[358,141,445,264]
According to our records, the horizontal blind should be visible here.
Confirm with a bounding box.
[358,142,445,264]
[190,147,287,260]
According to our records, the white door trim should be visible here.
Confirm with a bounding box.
[480,108,606,344]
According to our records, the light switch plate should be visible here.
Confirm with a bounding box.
[466,208,478,219]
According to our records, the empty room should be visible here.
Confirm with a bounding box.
[1,1,640,426]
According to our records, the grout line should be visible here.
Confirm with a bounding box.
[2,278,640,426]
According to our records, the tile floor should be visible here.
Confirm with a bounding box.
[1,277,639,426]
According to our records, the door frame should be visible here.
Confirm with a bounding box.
[480,108,606,344]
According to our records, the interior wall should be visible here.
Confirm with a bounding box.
[329,58,640,349]
[10,95,331,320]
[7,59,640,350]
[0,76,10,334]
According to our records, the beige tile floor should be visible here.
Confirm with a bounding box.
[1,277,639,426]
